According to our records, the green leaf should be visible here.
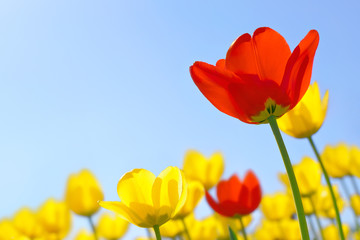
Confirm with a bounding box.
[229,226,238,240]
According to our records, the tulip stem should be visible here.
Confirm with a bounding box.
[350,176,360,196]
[307,136,346,240]
[181,218,192,240]
[238,216,248,240]
[153,225,162,240]
[268,115,310,240]
[339,178,360,230]
[88,216,98,240]
[309,195,324,240]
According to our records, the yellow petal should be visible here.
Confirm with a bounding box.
[117,169,156,207]
[278,81,329,138]
[152,167,187,221]
[99,201,152,228]
[174,179,204,219]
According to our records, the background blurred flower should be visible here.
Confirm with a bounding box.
[13,207,44,238]
[38,198,71,239]
[97,213,129,240]
[99,166,187,228]
[206,171,261,217]
[261,193,295,221]
[173,179,204,219]
[159,219,183,238]
[279,156,321,196]
[75,229,95,240]
[349,146,360,178]
[321,143,351,178]
[317,185,345,219]
[65,169,104,216]
[278,81,328,138]
[214,213,252,240]
[350,195,360,216]
[0,219,20,240]
[183,150,224,190]
[323,224,350,240]
[190,27,319,124]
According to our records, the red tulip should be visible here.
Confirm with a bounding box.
[205,171,261,217]
[190,27,319,124]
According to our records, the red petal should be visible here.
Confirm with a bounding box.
[243,170,262,212]
[225,27,291,85]
[217,174,242,202]
[205,191,230,216]
[281,30,320,108]
[190,61,246,120]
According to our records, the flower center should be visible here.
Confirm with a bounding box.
[251,98,289,124]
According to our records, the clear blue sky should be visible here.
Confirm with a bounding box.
[0,0,359,239]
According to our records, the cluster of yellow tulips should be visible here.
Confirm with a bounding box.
[1,78,360,240]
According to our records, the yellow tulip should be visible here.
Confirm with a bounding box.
[278,81,329,138]
[279,156,321,196]
[99,166,187,228]
[214,213,252,240]
[159,219,183,238]
[183,214,218,240]
[317,185,345,219]
[75,229,95,240]
[0,219,20,240]
[254,219,300,240]
[260,193,295,221]
[97,213,129,240]
[349,146,360,178]
[183,150,224,190]
[13,208,44,238]
[38,198,71,238]
[323,224,350,240]
[173,179,204,219]
[321,143,351,178]
[351,195,360,216]
[65,169,104,216]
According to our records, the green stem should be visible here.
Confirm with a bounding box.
[153,225,162,240]
[307,136,345,240]
[181,218,192,240]
[238,216,248,240]
[268,116,309,240]
[88,216,98,240]
[340,178,360,231]
[309,195,324,240]
[350,176,360,196]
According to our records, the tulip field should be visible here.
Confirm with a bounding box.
[1,1,360,240]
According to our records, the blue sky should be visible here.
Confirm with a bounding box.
[0,0,359,239]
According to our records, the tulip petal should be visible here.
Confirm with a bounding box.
[190,61,246,120]
[217,175,242,202]
[281,30,319,107]
[242,171,262,212]
[226,27,291,85]
[152,167,186,217]
[117,169,156,207]
[99,201,152,228]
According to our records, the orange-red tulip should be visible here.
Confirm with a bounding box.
[205,171,261,217]
[190,27,319,124]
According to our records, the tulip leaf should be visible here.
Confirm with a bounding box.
[229,226,238,240]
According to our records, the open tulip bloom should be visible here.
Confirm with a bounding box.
[99,166,187,240]
[190,27,320,240]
